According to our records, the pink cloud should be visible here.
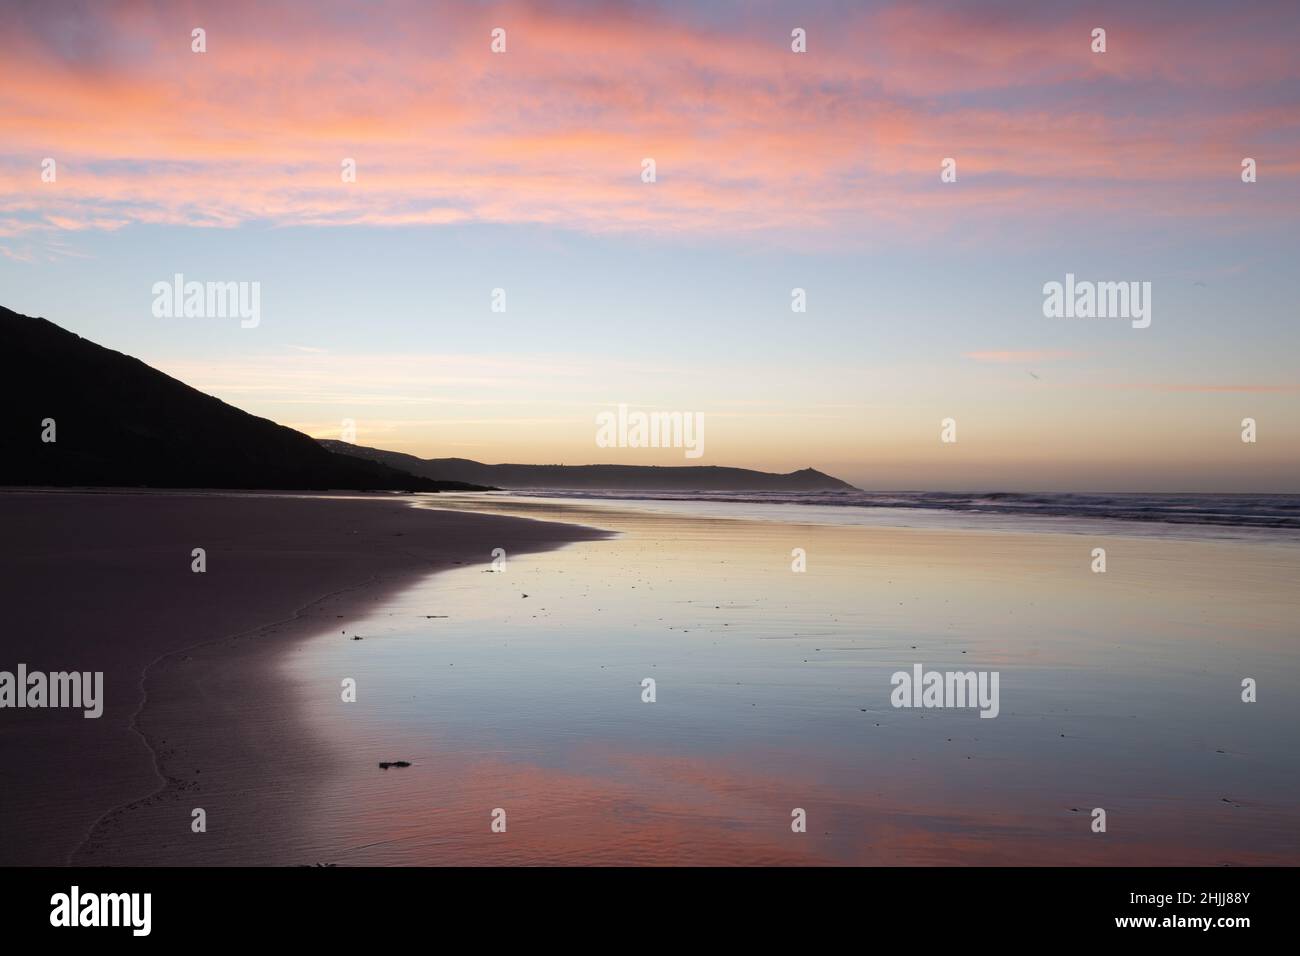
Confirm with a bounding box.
[1096,383,1300,393]
[1,0,1296,243]
[965,349,1081,363]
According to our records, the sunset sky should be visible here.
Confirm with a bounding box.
[2,0,1297,490]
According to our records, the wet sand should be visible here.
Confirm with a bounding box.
[6,490,1298,866]
[280,494,1300,865]
[0,490,605,865]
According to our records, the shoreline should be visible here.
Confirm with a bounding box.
[277,495,1300,865]
[7,489,1297,865]
[0,490,608,865]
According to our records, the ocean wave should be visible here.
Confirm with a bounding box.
[510,489,1300,531]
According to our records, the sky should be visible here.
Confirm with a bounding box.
[1,0,1297,491]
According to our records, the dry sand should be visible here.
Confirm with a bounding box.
[0,490,606,865]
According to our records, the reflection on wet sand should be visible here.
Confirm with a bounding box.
[289,495,1300,865]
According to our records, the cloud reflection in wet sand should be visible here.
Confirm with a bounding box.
[291,497,1300,865]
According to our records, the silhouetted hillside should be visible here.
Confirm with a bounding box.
[319,440,858,492]
[0,307,486,492]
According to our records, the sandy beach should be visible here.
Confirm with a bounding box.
[4,489,1297,867]
[0,490,606,865]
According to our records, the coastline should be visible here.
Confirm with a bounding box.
[0,490,607,865]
